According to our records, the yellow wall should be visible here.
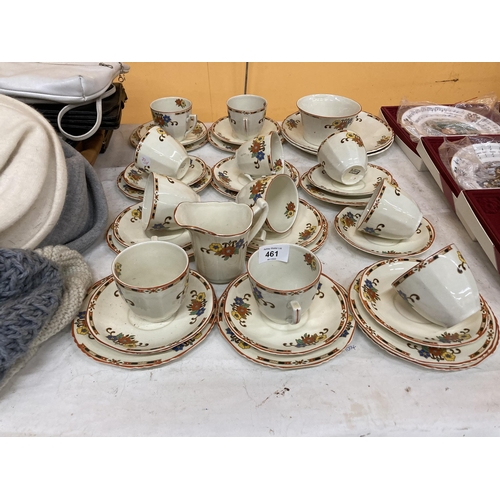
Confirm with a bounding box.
[121,62,500,125]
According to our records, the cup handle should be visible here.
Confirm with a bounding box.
[186,114,197,137]
[287,300,301,325]
[248,198,269,242]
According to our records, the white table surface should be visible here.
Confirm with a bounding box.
[2,123,499,438]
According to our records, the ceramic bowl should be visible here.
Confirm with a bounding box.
[297,94,361,146]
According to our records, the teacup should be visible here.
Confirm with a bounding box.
[317,130,368,185]
[391,244,481,327]
[135,126,191,179]
[112,240,190,323]
[235,131,285,177]
[355,179,422,240]
[142,172,201,232]
[247,244,322,325]
[227,94,267,140]
[235,174,299,234]
[150,97,197,141]
[297,94,362,146]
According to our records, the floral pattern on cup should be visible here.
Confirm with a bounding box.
[304,253,318,271]
[250,283,275,309]
[249,136,266,165]
[324,118,354,133]
[340,131,364,147]
[247,178,269,204]
[201,238,246,260]
[284,201,296,219]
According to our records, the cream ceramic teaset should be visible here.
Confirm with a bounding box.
[73,92,497,371]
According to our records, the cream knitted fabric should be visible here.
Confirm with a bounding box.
[0,245,93,392]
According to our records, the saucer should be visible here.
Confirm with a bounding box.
[86,270,216,354]
[129,120,208,149]
[210,172,239,198]
[334,207,436,257]
[112,203,192,250]
[211,116,282,146]
[246,207,329,258]
[217,285,355,370]
[223,272,349,355]
[212,156,300,193]
[307,163,394,197]
[282,111,394,155]
[349,269,499,370]
[300,172,372,207]
[248,199,323,249]
[105,223,194,258]
[117,163,211,200]
[358,258,489,347]
[117,170,144,201]
[123,156,207,190]
[72,279,215,369]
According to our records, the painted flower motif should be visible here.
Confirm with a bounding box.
[217,170,231,185]
[362,279,380,305]
[284,201,296,219]
[208,243,223,253]
[231,295,252,323]
[299,224,316,242]
[273,158,284,172]
[128,168,144,182]
[175,99,187,108]
[114,262,122,278]
[251,284,264,302]
[362,226,377,234]
[345,131,364,147]
[187,292,207,321]
[152,223,166,230]
[340,211,357,228]
[438,331,472,343]
[304,253,317,271]
[106,332,145,348]
[289,330,328,348]
[248,178,268,203]
[285,118,299,130]
[250,138,264,153]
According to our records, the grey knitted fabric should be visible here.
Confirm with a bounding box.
[38,140,109,254]
[0,245,93,392]
[0,249,64,383]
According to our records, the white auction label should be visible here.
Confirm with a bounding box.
[258,245,290,263]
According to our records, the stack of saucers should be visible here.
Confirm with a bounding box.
[72,270,217,369]
[334,178,436,257]
[208,115,283,153]
[349,245,499,370]
[117,157,212,201]
[282,109,394,157]
[129,120,209,151]
[217,245,356,369]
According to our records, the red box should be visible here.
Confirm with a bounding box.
[416,135,500,272]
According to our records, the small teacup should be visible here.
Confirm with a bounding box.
[142,172,201,232]
[317,130,368,185]
[235,131,285,177]
[112,240,190,323]
[150,97,197,141]
[227,94,267,140]
[135,126,191,179]
[355,179,422,240]
[297,94,362,146]
[247,244,322,325]
[236,174,299,234]
[391,244,481,328]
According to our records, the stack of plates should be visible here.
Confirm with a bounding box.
[72,271,217,369]
[116,157,212,201]
[349,259,499,370]
[282,111,394,156]
[106,203,194,258]
[129,120,209,151]
[299,163,394,207]
[208,116,283,153]
[210,156,300,198]
[333,207,436,257]
[217,273,356,369]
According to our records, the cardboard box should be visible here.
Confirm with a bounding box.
[416,135,500,272]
